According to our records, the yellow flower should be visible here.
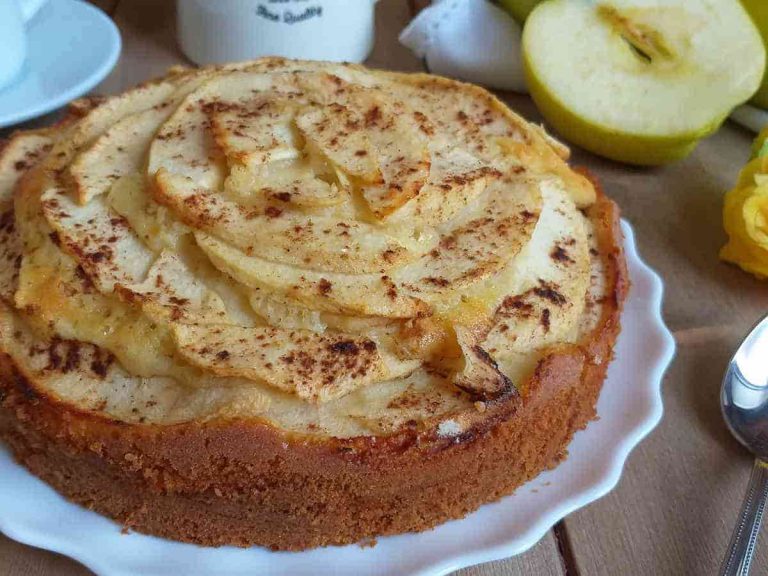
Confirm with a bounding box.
[720,127,768,279]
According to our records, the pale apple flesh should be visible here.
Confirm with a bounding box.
[523,0,765,165]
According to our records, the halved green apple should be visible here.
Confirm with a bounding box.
[523,0,765,165]
[497,0,543,24]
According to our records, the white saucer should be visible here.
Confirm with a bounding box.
[0,220,674,576]
[0,0,120,128]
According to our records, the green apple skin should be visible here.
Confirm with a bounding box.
[742,0,768,109]
[523,52,721,166]
[497,0,543,24]
[522,0,764,166]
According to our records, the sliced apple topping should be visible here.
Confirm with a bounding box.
[115,250,229,324]
[155,169,412,273]
[0,60,604,433]
[386,147,495,227]
[296,86,431,219]
[70,107,174,205]
[494,134,595,207]
[452,326,516,402]
[172,323,419,403]
[56,79,188,176]
[0,209,22,303]
[107,174,189,253]
[482,179,590,356]
[0,132,54,302]
[334,368,469,434]
[41,188,155,293]
[394,178,541,300]
[147,86,226,193]
[0,132,53,203]
[209,94,302,168]
[357,101,431,219]
[296,102,381,182]
[224,162,344,208]
[195,232,428,318]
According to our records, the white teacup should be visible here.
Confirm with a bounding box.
[0,0,49,90]
[177,0,379,65]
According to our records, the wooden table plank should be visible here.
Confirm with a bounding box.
[458,537,565,576]
[1,2,566,575]
[557,119,768,574]
[0,535,91,576]
[0,530,565,576]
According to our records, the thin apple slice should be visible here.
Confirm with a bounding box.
[522,0,765,165]
[395,177,541,299]
[344,94,430,220]
[388,147,497,227]
[0,208,22,302]
[154,169,412,274]
[51,78,187,177]
[296,102,381,182]
[147,80,229,192]
[172,323,419,403]
[335,368,471,434]
[107,174,189,253]
[41,188,155,293]
[0,132,54,302]
[451,326,517,402]
[70,65,226,204]
[148,71,332,210]
[209,94,303,168]
[482,179,590,356]
[0,132,53,203]
[393,73,596,207]
[195,232,428,318]
[295,76,431,219]
[224,162,343,208]
[70,107,173,205]
[115,250,229,324]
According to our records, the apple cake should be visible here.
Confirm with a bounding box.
[0,58,627,550]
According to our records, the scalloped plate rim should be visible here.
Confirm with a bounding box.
[0,218,674,576]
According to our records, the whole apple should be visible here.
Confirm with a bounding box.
[497,0,542,24]
[741,0,768,109]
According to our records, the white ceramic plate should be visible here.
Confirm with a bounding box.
[0,0,121,128]
[0,220,674,576]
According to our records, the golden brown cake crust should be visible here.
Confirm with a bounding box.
[0,180,627,551]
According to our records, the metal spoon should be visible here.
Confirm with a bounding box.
[720,314,768,576]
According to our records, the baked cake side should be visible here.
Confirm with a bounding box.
[0,59,627,550]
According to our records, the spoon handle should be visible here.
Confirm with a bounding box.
[720,459,768,576]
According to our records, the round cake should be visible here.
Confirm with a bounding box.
[0,58,627,550]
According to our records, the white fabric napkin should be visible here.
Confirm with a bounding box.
[399,0,527,93]
[731,104,768,134]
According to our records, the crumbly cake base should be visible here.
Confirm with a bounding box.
[0,192,627,551]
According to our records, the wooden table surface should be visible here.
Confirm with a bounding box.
[2,1,768,574]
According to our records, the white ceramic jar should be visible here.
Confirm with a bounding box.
[177,0,379,65]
